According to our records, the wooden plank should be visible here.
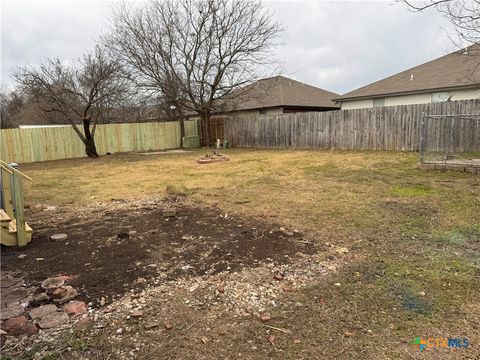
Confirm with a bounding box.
[0,209,11,222]
[12,172,27,246]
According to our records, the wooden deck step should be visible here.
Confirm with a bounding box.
[0,209,11,223]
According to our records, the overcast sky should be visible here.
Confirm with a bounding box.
[1,0,454,95]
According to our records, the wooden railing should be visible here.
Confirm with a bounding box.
[0,160,32,246]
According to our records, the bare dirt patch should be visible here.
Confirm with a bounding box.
[1,199,315,307]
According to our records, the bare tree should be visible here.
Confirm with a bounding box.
[13,46,128,157]
[0,88,23,129]
[105,0,283,146]
[400,1,480,50]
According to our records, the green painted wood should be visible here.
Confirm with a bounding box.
[12,172,26,246]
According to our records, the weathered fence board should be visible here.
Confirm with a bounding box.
[0,120,197,163]
[225,100,480,152]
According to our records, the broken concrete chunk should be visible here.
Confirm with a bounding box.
[33,292,50,303]
[50,233,68,241]
[130,310,143,318]
[0,303,25,321]
[52,286,78,304]
[37,312,69,329]
[0,315,38,336]
[63,301,87,316]
[41,276,65,290]
[29,304,58,321]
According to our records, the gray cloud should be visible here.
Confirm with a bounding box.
[1,0,454,95]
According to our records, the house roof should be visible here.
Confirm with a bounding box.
[224,76,340,111]
[335,43,480,102]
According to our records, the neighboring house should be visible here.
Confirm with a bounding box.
[222,75,340,116]
[334,44,480,110]
[201,76,339,144]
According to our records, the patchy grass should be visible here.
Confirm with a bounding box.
[13,149,480,359]
[390,184,437,197]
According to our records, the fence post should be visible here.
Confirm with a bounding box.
[419,112,426,163]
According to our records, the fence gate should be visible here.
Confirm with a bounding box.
[209,117,225,145]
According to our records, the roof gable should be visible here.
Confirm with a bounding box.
[224,76,340,111]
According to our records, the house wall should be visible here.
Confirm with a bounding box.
[340,99,373,110]
[340,88,480,109]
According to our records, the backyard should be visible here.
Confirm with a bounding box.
[1,149,479,359]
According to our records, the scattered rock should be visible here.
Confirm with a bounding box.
[18,254,27,259]
[164,322,173,330]
[30,304,58,321]
[38,311,69,329]
[145,322,159,330]
[344,332,355,337]
[293,339,302,344]
[50,233,68,241]
[201,336,209,344]
[52,285,78,304]
[136,277,146,284]
[162,209,176,217]
[51,287,67,299]
[419,291,426,297]
[117,232,130,240]
[63,301,87,316]
[260,315,271,323]
[116,328,123,335]
[35,258,45,261]
[273,272,285,281]
[0,315,38,336]
[335,247,349,255]
[130,310,143,318]
[334,283,341,287]
[217,284,225,293]
[41,277,65,290]
[33,292,50,303]
[0,303,25,321]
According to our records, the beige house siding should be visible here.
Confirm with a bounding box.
[340,88,480,109]
[340,99,373,110]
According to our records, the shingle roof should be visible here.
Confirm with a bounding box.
[335,44,480,101]
[224,76,340,111]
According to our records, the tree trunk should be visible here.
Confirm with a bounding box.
[83,118,99,158]
[180,117,185,148]
[200,111,211,147]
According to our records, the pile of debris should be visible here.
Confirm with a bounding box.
[1,272,89,338]
[197,151,230,164]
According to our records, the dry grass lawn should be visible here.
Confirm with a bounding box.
[9,149,480,359]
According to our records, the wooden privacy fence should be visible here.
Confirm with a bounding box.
[225,100,480,152]
[0,120,198,163]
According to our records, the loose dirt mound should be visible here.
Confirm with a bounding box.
[1,201,315,306]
